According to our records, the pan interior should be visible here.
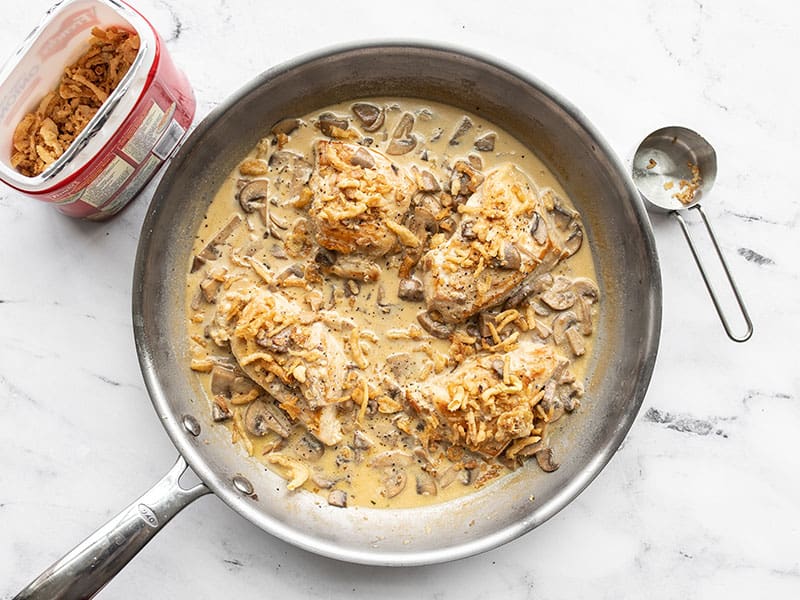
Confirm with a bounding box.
[133,44,661,565]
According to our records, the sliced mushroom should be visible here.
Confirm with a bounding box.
[191,214,242,272]
[474,132,496,152]
[311,472,335,489]
[376,283,391,310]
[271,117,302,137]
[237,179,268,214]
[387,112,417,155]
[327,255,381,282]
[276,263,304,284]
[419,169,441,192]
[268,150,313,200]
[504,280,536,308]
[533,273,554,293]
[460,468,475,485]
[461,220,477,240]
[533,319,552,339]
[478,312,497,338]
[270,244,287,259]
[211,401,232,422]
[575,295,594,336]
[498,243,522,270]
[448,116,473,145]
[437,466,459,488]
[350,146,376,169]
[514,439,545,459]
[503,272,552,309]
[398,277,424,301]
[531,211,548,245]
[199,269,225,302]
[535,448,560,472]
[562,392,581,413]
[545,194,584,257]
[552,311,578,345]
[382,469,408,498]
[530,299,552,317]
[368,450,414,468]
[353,430,374,450]
[316,112,350,137]
[417,311,454,339]
[255,325,293,353]
[540,276,577,310]
[563,227,584,256]
[295,433,325,461]
[542,397,566,423]
[572,277,600,302]
[407,206,439,243]
[449,160,485,199]
[415,471,438,496]
[565,327,586,357]
[491,359,505,379]
[211,365,237,397]
[327,489,348,507]
[314,247,336,267]
[245,399,293,438]
[344,279,360,297]
[351,102,385,132]
[468,154,483,170]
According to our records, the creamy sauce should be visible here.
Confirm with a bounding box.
[186,98,599,509]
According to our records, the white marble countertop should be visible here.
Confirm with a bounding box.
[1,1,798,598]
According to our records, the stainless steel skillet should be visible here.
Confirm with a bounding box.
[15,42,662,599]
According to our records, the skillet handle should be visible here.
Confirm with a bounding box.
[14,456,209,600]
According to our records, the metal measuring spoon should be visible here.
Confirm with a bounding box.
[632,126,753,342]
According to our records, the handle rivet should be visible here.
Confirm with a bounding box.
[232,475,254,496]
[182,414,201,437]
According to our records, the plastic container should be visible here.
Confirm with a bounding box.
[0,0,195,219]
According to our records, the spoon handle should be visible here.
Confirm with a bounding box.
[673,206,753,342]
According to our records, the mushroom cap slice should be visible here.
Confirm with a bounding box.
[415,471,438,496]
[398,277,424,301]
[244,399,293,438]
[351,102,385,132]
[540,276,577,310]
[382,469,408,498]
[271,117,302,137]
[327,489,348,507]
[237,179,269,213]
[534,448,560,472]
[316,112,350,137]
[387,112,417,156]
[552,310,579,345]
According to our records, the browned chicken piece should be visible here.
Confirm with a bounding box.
[307,140,417,257]
[420,164,583,323]
[405,343,562,458]
[214,286,348,445]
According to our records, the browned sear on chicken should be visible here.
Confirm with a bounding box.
[11,27,140,177]
[308,141,416,256]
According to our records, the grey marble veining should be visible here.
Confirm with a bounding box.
[1,1,798,598]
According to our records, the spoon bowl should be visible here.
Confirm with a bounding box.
[633,126,717,212]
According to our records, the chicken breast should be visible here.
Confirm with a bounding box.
[308,140,416,257]
[216,286,348,445]
[420,164,583,323]
[406,343,562,458]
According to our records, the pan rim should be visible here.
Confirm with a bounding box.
[132,40,662,566]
